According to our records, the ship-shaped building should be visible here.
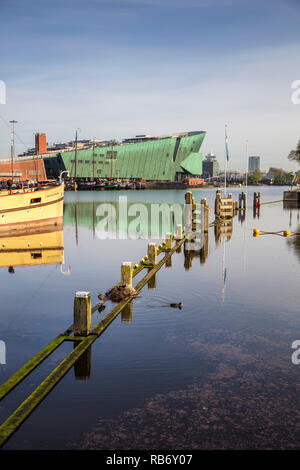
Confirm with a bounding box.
[0,130,206,183]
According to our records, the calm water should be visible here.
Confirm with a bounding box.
[0,186,299,450]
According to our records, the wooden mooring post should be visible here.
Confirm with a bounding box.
[201,198,209,233]
[215,191,234,219]
[253,191,261,218]
[239,191,247,210]
[147,243,157,265]
[253,191,261,209]
[215,189,222,217]
[121,261,132,285]
[73,292,91,336]
[165,233,173,250]
[174,224,183,240]
[185,191,200,232]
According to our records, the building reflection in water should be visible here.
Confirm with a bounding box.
[64,200,185,242]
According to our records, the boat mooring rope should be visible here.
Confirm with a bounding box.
[253,229,300,237]
[261,199,283,205]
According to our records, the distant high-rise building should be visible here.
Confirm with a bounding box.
[202,153,220,179]
[248,156,260,173]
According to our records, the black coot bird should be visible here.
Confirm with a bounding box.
[169,302,183,309]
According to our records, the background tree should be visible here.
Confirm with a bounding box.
[274,168,286,184]
[248,168,262,184]
[288,140,300,164]
[286,171,294,185]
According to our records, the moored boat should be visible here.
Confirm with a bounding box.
[0,182,64,235]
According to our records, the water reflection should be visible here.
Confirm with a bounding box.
[147,270,157,290]
[0,223,65,272]
[121,302,133,323]
[64,199,186,241]
[238,207,246,223]
[214,219,233,244]
[283,200,300,211]
[287,224,300,262]
[73,344,92,381]
[253,205,261,219]
[183,232,209,270]
[3,188,300,450]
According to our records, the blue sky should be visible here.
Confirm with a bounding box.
[0,0,300,171]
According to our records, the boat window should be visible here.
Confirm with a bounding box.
[31,252,42,259]
[30,198,41,204]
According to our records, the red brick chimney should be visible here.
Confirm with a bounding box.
[35,133,47,154]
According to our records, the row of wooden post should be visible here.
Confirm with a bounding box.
[74,190,213,336]
[216,190,262,219]
[74,189,260,335]
[185,191,209,232]
[73,227,183,336]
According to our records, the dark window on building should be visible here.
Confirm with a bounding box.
[85,160,90,164]
[106,151,117,159]
[172,137,181,162]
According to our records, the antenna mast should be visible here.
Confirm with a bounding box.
[9,120,17,184]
